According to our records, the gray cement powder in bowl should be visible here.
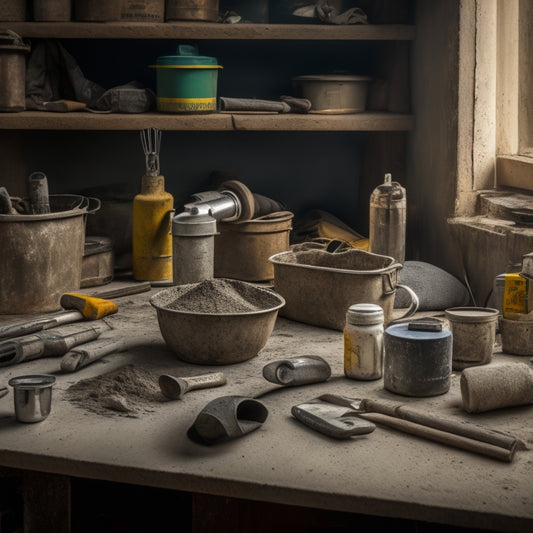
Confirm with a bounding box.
[155,278,281,314]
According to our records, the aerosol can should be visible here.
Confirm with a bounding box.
[368,173,406,264]
[132,128,174,283]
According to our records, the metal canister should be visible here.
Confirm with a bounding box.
[369,173,407,264]
[384,321,452,397]
[0,30,30,112]
[172,212,217,285]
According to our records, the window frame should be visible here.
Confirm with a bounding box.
[495,0,533,190]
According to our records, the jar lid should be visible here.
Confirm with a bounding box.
[346,303,384,325]
[385,323,451,341]
[445,307,499,323]
[155,44,220,67]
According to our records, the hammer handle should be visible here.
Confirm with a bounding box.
[358,412,515,463]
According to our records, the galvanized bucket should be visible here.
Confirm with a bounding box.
[0,195,100,314]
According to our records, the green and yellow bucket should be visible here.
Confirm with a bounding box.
[151,44,222,113]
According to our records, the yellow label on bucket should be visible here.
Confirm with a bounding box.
[157,97,216,113]
[503,273,532,317]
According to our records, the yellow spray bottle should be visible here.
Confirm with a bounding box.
[132,128,174,283]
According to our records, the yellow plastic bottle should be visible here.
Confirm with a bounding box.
[132,174,174,283]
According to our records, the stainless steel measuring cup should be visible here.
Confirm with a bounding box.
[8,374,56,423]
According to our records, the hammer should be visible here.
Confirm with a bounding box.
[159,373,227,400]
[0,282,150,341]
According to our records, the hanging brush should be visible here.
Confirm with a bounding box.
[140,127,162,177]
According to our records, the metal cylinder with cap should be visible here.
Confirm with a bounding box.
[172,212,217,285]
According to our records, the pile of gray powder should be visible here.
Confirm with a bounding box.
[66,364,165,418]
[156,278,280,314]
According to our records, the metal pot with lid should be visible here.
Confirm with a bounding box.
[0,30,30,112]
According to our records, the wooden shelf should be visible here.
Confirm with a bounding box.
[0,111,414,131]
[2,22,416,41]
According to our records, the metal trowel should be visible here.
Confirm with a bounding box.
[291,400,376,439]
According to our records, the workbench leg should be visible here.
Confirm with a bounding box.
[22,472,70,533]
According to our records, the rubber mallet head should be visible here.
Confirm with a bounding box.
[60,293,118,320]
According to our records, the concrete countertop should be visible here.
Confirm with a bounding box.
[0,283,531,532]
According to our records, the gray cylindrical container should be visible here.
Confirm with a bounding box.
[172,212,217,285]
[384,322,452,397]
[0,30,30,112]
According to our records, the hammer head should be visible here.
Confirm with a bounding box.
[60,293,118,320]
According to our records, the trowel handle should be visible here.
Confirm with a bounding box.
[184,372,227,392]
[358,412,515,463]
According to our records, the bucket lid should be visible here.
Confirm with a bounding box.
[385,323,451,341]
[445,307,500,323]
[154,44,220,67]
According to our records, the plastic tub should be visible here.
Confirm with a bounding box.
[151,44,222,113]
[269,248,418,331]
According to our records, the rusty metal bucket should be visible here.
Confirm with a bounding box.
[214,211,293,282]
[0,195,100,314]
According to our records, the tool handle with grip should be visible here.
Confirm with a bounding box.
[183,372,227,392]
[60,338,133,372]
[358,412,515,463]
[0,311,83,341]
[361,398,518,452]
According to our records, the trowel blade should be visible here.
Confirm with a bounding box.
[291,401,376,439]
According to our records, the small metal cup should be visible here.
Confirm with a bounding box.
[8,374,56,423]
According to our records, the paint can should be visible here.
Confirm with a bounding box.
[384,320,452,397]
[150,44,222,114]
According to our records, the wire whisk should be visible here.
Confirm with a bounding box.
[140,127,162,176]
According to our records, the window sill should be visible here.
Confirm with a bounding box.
[496,155,533,192]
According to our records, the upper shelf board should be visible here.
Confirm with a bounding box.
[2,22,416,40]
[0,111,415,132]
